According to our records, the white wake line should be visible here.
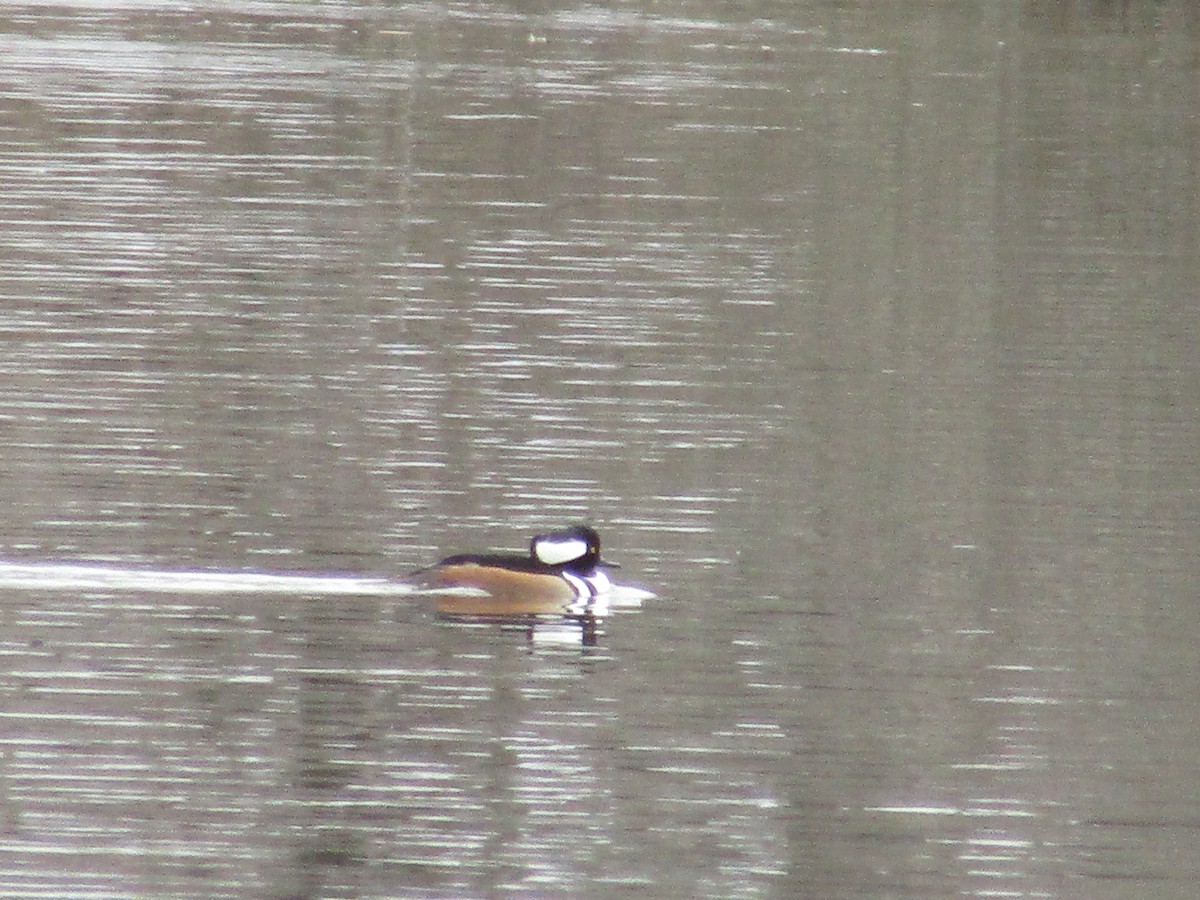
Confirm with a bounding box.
[0,560,417,597]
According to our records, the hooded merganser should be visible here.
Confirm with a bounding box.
[412,525,616,616]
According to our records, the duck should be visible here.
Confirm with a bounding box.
[412,525,616,616]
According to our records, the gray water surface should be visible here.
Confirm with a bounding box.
[2,2,1198,897]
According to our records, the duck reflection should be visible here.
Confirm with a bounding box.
[436,611,605,646]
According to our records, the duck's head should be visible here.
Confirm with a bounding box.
[530,525,607,571]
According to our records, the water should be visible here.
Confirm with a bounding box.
[1,1,1198,897]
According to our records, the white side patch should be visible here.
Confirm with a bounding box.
[533,536,588,566]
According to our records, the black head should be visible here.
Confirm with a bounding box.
[530,525,603,571]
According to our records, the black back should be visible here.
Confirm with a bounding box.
[432,551,558,574]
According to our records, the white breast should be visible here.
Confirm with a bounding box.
[562,568,611,598]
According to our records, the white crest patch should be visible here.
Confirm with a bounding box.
[533,536,589,566]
